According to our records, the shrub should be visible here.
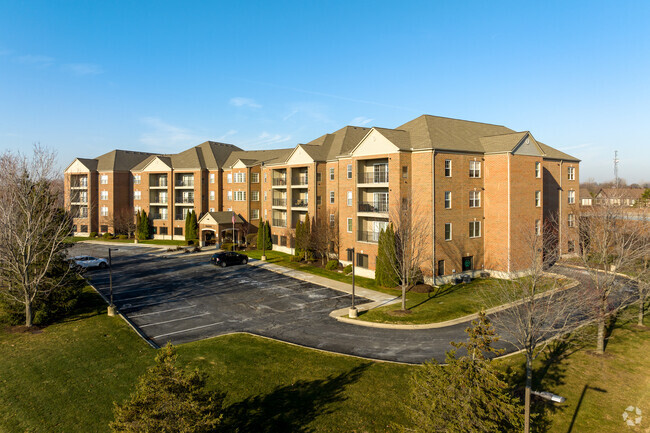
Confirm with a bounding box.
[89,232,98,238]
[102,232,114,239]
[221,242,234,251]
[117,234,128,240]
[290,255,302,262]
[193,246,201,253]
[343,264,353,275]
[246,233,257,248]
[325,260,339,270]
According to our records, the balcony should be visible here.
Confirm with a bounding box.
[175,196,194,205]
[72,208,88,219]
[273,198,287,207]
[358,200,388,213]
[358,171,389,184]
[69,181,88,189]
[150,196,168,205]
[358,231,380,243]
[292,199,308,208]
[272,218,287,228]
[150,181,168,188]
[175,213,188,221]
[151,213,168,220]
[272,178,287,187]
[291,176,308,187]
[70,197,88,205]
[175,179,194,188]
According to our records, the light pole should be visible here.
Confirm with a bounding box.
[261,220,267,261]
[347,247,357,318]
[107,248,119,316]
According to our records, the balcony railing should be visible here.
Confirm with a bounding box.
[292,199,308,208]
[272,178,287,186]
[70,180,88,188]
[175,180,194,187]
[272,218,287,227]
[358,201,388,213]
[291,176,308,186]
[358,171,389,184]
[151,213,168,220]
[273,198,287,207]
[150,197,168,205]
[175,214,187,221]
[70,197,88,204]
[358,231,380,243]
[151,181,168,188]
[175,196,194,204]
[73,210,88,218]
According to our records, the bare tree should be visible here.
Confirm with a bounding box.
[577,197,649,353]
[0,146,72,327]
[381,196,431,311]
[489,221,588,433]
[108,208,137,237]
[311,212,339,265]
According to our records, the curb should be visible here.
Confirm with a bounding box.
[332,274,580,330]
[557,263,637,280]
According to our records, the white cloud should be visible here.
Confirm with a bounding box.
[217,129,238,141]
[139,117,203,151]
[63,63,103,76]
[244,131,293,148]
[17,54,54,67]
[351,116,374,126]
[229,97,261,109]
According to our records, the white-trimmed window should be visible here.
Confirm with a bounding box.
[535,191,541,207]
[469,221,481,238]
[568,213,575,227]
[251,209,259,220]
[347,218,352,233]
[444,191,452,209]
[469,160,481,178]
[568,190,576,204]
[234,172,246,183]
[264,172,267,183]
[347,164,352,179]
[444,223,452,241]
[134,190,141,200]
[445,160,452,177]
[251,173,259,183]
[209,191,215,200]
[535,162,541,178]
[100,174,108,185]
[227,190,232,201]
[227,173,232,183]
[535,219,541,236]
[133,174,141,185]
[100,206,108,217]
[330,191,335,204]
[568,167,575,181]
[251,191,259,201]
[134,205,141,215]
[469,191,481,208]
[209,207,215,212]
[100,190,108,200]
[329,168,335,181]
[329,214,335,228]
[264,191,267,201]
[234,191,246,201]
[209,173,215,184]
[347,191,353,206]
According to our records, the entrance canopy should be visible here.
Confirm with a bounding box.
[198,212,247,244]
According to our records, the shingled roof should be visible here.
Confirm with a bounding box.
[94,150,156,171]
[222,148,294,168]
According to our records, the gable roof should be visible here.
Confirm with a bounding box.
[596,188,645,200]
[222,148,294,168]
[198,211,246,225]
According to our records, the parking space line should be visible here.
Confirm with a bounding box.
[152,321,225,340]
[120,298,189,311]
[129,305,196,317]
[139,313,210,328]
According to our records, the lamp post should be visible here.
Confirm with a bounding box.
[347,247,357,318]
[261,220,267,261]
[107,248,119,316]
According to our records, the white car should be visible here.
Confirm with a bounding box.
[69,255,108,270]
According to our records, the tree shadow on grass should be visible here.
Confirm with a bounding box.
[505,337,586,433]
[220,363,370,433]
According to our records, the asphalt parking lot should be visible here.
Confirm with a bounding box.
[69,243,514,363]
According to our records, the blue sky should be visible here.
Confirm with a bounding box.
[1,1,648,182]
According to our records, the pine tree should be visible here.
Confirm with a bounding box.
[188,210,198,241]
[264,221,272,250]
[184,211,191,240]
[404,312,523,433]
[257,221,271,251]
[140,210,150,240]
[110,344,223,433]
[376,225,398,287]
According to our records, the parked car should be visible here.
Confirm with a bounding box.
[211,252,248,267]
[69,255,108,270]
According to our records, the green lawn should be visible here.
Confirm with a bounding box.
[356,277,562,325]
[1,287,648,432]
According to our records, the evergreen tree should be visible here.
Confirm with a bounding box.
[110,344,223,433]
[404,312,523,433]
[294,220,304,258]
[257,221,272,250]
[376,225,398,287]
[264,221,272,250]
[185,210,198,240]
[140,210,150,240]
[135,211,144,240]
[184,211,191,240]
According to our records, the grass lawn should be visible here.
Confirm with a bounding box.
[356,277,562,325]
[1,286,648,432]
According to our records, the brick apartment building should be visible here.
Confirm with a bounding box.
[64,115,580,281]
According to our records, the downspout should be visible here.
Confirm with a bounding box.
[559,161,563,256]
[431,150,436,284]
[507,153,511,273]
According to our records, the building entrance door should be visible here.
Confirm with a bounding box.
[461,256,473,272]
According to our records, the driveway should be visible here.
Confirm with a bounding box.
[70,243,515,364]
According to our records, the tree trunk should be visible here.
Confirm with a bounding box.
[640,292,646,327]
[402,283,406,310]
[25,300,32,328]
[524,353,532,433]
[596,317,605,353]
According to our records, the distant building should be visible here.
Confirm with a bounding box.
[580,188,594,206]
[594,188,645,207]
[64,114,580,280]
